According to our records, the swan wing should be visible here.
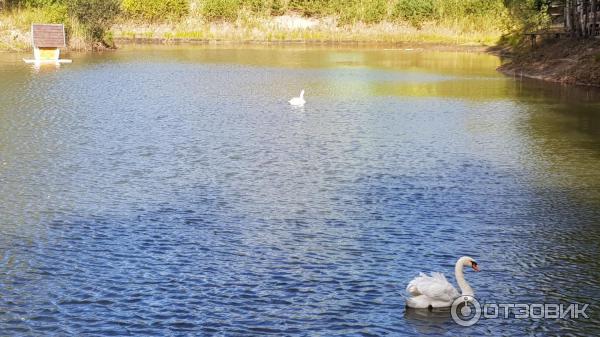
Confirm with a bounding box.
[406,272,426,296]
[406,272,459,303]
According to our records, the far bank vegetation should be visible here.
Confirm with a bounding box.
[0,0,556,50]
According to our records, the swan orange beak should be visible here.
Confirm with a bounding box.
[472,263,480,272]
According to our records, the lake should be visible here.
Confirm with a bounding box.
[1,45,599,336]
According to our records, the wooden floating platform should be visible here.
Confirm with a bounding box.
[23,59,72,64]
[24,24,72,65]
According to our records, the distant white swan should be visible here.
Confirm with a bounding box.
[289,89,305,106]
[406,256,480,309]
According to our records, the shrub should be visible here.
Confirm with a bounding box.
[233,0,285,16]
[240,0,264,12]
[270,0,284,15]
[287,0,335,17]
[202,0,239,21]
[436,0,504,20]
[1,0,65,10]
[40,2,68,22]
[22,0,63,6]
[503,0,550,33]
[393,0,435,27]
[66,0,120,44]
[335,0,388,24]
[121,0,189,22]
[362,0,387,24]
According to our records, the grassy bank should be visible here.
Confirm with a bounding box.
[1,0,513,51]
[111,0,509,46]
[0,4,91,51]
[111,16,504,47]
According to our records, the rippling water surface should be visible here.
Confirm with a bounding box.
[1,46,600,336]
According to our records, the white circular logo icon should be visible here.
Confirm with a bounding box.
[451,295,481,326]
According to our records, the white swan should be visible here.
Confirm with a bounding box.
[289,90,305,106]
[406,256,480,309]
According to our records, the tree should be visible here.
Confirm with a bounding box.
[66,0,120,45]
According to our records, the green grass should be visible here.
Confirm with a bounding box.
[0,5,68,51]
[0,4,68,30]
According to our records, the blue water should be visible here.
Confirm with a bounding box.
[0,46,599,336]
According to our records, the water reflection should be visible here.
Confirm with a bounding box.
[0,46,599,336]
[404,308,454,335]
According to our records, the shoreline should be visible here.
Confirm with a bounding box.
[497,67,600,88]
[496,39,600,88]
[112,37,490,52]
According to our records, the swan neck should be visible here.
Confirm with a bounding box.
[455,260,473,296]
[300,90,304,98]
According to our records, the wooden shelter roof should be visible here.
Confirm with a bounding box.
[31,24,66,48]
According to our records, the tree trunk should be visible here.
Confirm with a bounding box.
[573,0,581,36]
[580,0,585,36]
[576,0,580,36]
[593,0,598,36]
[566,0,572,33]
[584,0,590,36]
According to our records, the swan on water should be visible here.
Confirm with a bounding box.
[289,90,305,106]
[406,256,480,309]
